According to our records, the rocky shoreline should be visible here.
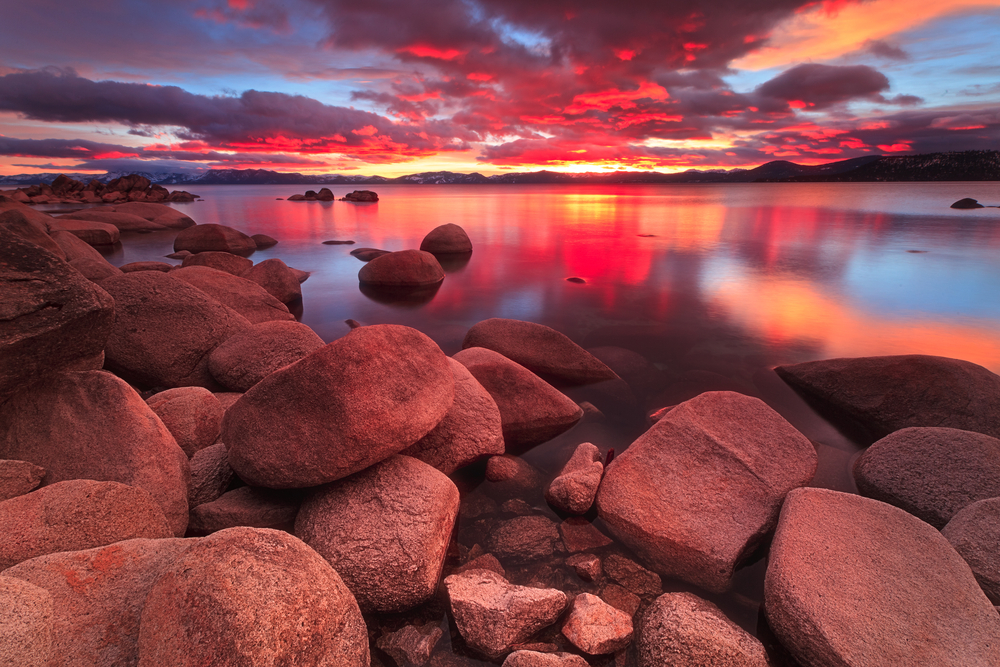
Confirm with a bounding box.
[2,190,1000,666]
[0,173,197,205]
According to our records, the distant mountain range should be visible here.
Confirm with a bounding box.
[2,151,997,187]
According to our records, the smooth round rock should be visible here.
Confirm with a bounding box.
[420,223,473,254]
[187,486,301,536]
[146,387,224,458]
[181,251,252,276]
[0,576,53,667]
[170,265,294,325]
[51,219,120,245]
[251,233,278,248]
[0,459,45,502]
[358,249,445,287]
[173,223,257,255]
[120,261,172,273]
[242,258,302,304]
[943,497,1000,603]
[208,320,325,392]
[57,209,166,232]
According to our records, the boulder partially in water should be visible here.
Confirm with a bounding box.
[170,265,294,325]
[241,257,302,304]
[420,223,473,254]
[173,223,257,255]
[358,249,445,287]
[342,190,378,202]
[181,251,252,276]
[951,197,985,209]
[57,209,166,232]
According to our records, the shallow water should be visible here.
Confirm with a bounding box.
[50,182,1000,664]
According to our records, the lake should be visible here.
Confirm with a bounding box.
[63,181,1000,662]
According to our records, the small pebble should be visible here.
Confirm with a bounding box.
[566,277,586,284]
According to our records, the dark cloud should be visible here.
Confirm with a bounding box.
[0,136,139,159]
[756,64,891,109]
[862,39,910,61]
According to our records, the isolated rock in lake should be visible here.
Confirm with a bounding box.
[596,391,817,593]
[120,261,173,273]
[342,189,378,202]
[358,249,445,287]
[173,223,257,255]
[376,622,443,667]
[444,569,567,659]
[187,486,300,536]
[0,459,45,502]
[765,488,1000,667]
[223,324,454,488]
[453,347,583,449]
[146,387,224,457]
[170,265,294,324]
[463,318,618,385]
[208,320,325,392]
[137,527,369,667]
[111,202,196,228]
[402,357,505,474]
[0,576,53,667]
[562,593,633,655]
[242,257,302,304]
[952,197,985,209]
[188,443,236,509]
[101,271,251,388]
[295,455,459,613]
[0,370,191,536]
[50,218,120,245]
[251,233,278,248]
[181,250,252,276]
[775,354,1000,440]
[943,497,1000,603]
[0,227,114,403]
[853,426,1000,528]
[420,223,473,254]
[57,209,166,232]
[0,480,172,569]
[545,442,603,515]
[637,592,770,667]
[350,247,391,261]
[2,538,193,667]
[503,652,590,667]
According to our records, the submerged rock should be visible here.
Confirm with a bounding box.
[545,442,603,515]
[562,593,633,655]
[376,622,443,667]
[951,197,985,209]
[181,251,252,276]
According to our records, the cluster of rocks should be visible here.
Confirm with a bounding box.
[0,173,197,205]
[354,223,474,297]
[287,188,379,202]
[4,187,1000,666]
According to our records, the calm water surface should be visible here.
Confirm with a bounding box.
[71,182,1000,663]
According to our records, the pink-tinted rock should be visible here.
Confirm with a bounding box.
[503,652,590,667]
[188,443,235,508]
[172,223,257,255]
[187,486,300,536]
[137,527,369,667]
[463,319,618,385]
[943,497,1000,603]
[376,622,444,667]
[559,518,613,552]
[566,553,601,582]
[57,210,167,232]
[420,223,473,254]
[170,265,293,324]
[765,488,1000,667]
[601,583,640,617]
[545,442,603,514]
[181,250,252,275]
[208,320,325,392]
[0,208,68,259]
[0,370,191,536]
[637,592,770,667]
[453,347,583,449]
[351,247,390,262]
[289,266,310,282]
[597,391,817,593]
[213,391,243,411]
[146,387,223,458]
[0,228,114,403]
[776,355,1000,440]
[359,249,445,287]
[455,553,506,578]
[587,346,668,399]
[343,189,378,202]
[295,455,459,612]
[251,233,277,248]
[604,554,662,597]
[118,261,172,273]
[444,569,567,659]
[488,515,561,564]
[562,593,633,655]
[49,229,108,263]
[403,358,505,474]
[51,218,120,245]
[853,426,1000,528]
[223,325,454,488]
[242,257,302,304]
[100,271,251,389]
[0,459,45,502]
[0,480,172,569]
[110,202,195,228]
[0,576,53,667]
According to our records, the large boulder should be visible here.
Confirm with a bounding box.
[223,324,454,488]
[208,320,325,392]
[0,459,45,502]
[49,229,111,263]
[0,228,114,403]
[420,223,473,254]
[0,576,53,667]
[146,387,224,458]
[775,355,1000,440]
[463,319,618,385]
[70,257,123,282]
[452,347,583,449]
[295,455,459,612]
[110,202,196,228]
[2,538,194,667]
[49,219,120,245]
[241,258,302,304]
[443,569,567,659]
[180,251,252,276]
[943,497,1000,603]
[401,357,505,474]
[173,223,257,255]
[853,427,1000,528]
[56,210,167,232]
[101,271,251,388]
[596,391,817,593]
[358,249,445,287]
[764,488,1000,667]
[169,265,294,324]
[137,527,370,667]
[0,208,67,259]
[0,370,191,536]
[0,480,172,569]
[637,592,770,667]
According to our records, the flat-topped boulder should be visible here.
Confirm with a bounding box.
[453,347,583,449]
[463,318,618,385]
[180,251,252,276]
[170,265,294,324]
[951,198,985,209]
[358,249,445,287]
[597,391,816,593]
[420,223,473,254]
[943,497,1000,603]
[775,355,1000,440]
[0,227,114,404]
[110,202,196,228]
[120,261,173,273]
[50,229,109,263]
[173,223,257,255]
[222,324,454,488]
[50,218,120,245]
[208,320,325,392]
[100,271,251,389]
[765,488,1000,667]
[350,247,391,262]
[57,209,167,232]
[853,426,1000,528]
[342,190,378,202]
[295,455,459,613]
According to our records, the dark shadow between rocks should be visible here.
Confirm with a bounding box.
[435,252,472,273]
[359,281,442,308]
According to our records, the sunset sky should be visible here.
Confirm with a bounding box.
[0,0,998,177]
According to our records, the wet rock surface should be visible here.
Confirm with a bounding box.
[545,442,603,515]
[561,593,633,655]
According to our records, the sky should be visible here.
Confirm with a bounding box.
[0,0,998,177]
